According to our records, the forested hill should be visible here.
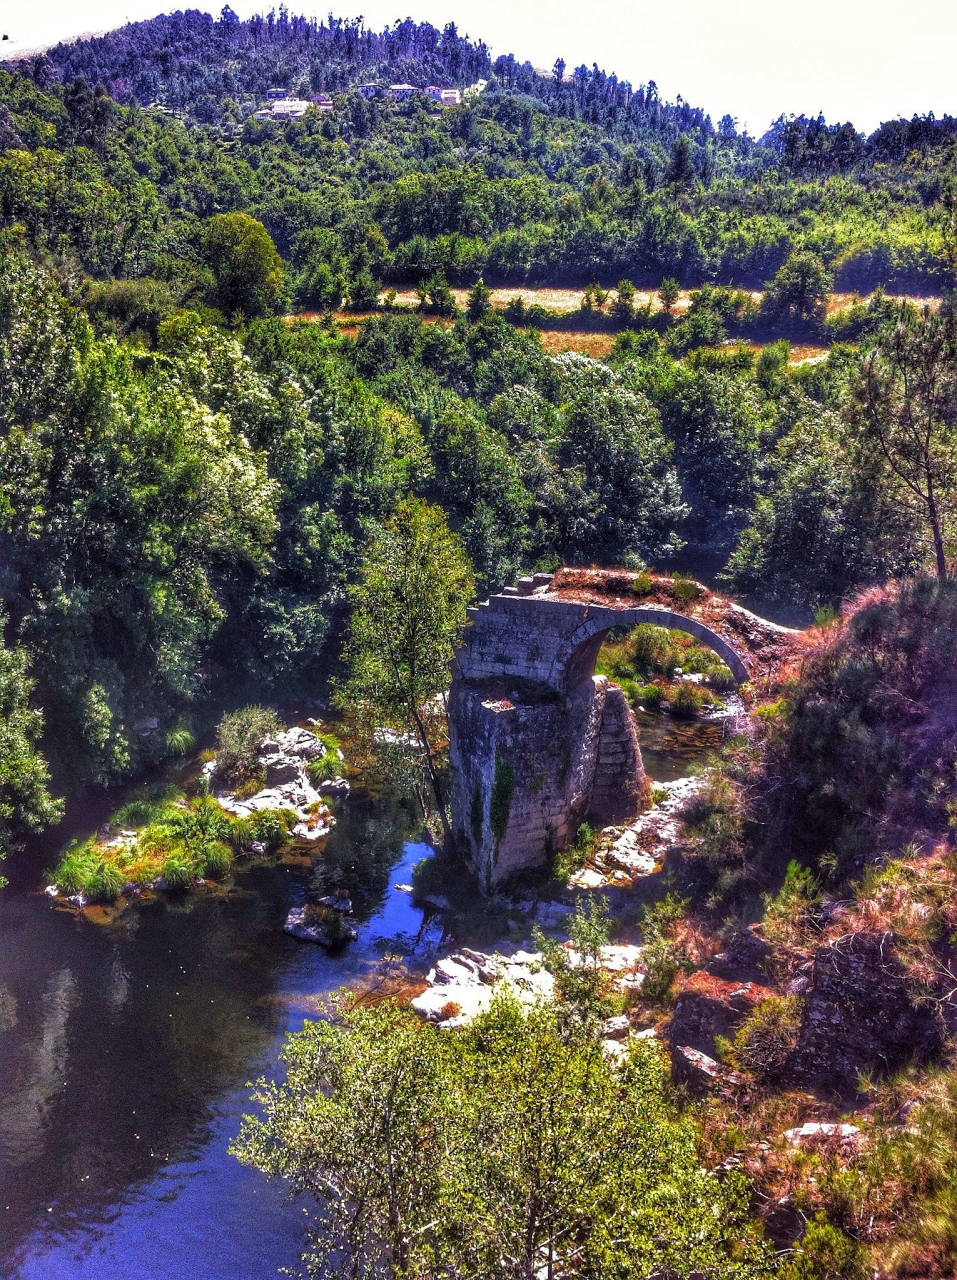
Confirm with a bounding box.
[31,8,719,150]
[0,7,956,826]
[3,9,956,295]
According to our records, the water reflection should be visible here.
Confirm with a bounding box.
[637,709,727,783]
[0,728,712,1278]
[0,790,433,1280]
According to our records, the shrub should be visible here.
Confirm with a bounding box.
[780,1214,864,1280]
[763,861,821,946]
[639,894,693,1005]
[215,706,281,785]
[224,816,253,853]
[672,572,701,604]
[553,822,594,883]
[671,681,708,716]
[733,995,803,1083]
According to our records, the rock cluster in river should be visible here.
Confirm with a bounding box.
[411,941,647,1028]
[207,725,349,841]
[569,774,705,890]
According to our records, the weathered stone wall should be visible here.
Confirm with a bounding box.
[449,674,646,886]
[449,573,756,887]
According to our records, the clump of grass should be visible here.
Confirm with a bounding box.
[165,721,195,757]
[306,732,345,785]
[49,791,296,903]
[670,681,709,717]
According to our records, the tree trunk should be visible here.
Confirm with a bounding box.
[410,706,452,845]
[927,478,947,579]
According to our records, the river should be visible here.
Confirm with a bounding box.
[0,711,722,1279]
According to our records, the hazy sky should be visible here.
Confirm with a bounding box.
[0,0,954,134]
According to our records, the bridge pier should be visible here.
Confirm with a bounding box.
[449,674,646,888]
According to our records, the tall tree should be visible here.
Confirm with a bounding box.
[0,620,62,882]
[335,498,474,841]
[205,212,287,319]
[860,307,957,579]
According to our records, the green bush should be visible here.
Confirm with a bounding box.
[672,572,701,604]
[166,723,196,757]
[780,1214,863,1280]
[233,989,774,1279]
[248,807,294,852]
[215,706,281,785]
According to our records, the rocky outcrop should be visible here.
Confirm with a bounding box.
[788,930,943,1098]
[410,942,647,1028]
[208,726,349,841]
[668,971,777,1059]
[784,1122,861,1154]
[411,949,556,1026]
[284,904,358,947]
[571,775,706,889]
[705,926,774,986]
[672,1044,748,1095]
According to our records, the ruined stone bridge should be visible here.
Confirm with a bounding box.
[449,567,799,888]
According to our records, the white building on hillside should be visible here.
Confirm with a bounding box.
[426,86,462,105]
[269,98,311,119]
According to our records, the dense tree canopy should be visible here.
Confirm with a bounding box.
[232,990,775,1279]
[0,9,954,802]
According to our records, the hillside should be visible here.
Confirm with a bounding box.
[4,11,957,1278]
[2,9,955,298]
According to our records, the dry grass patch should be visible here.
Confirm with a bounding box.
[538,330,616,357]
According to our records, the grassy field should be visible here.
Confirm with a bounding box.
[290,286,941,363]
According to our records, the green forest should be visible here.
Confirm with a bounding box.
[4,11,957,1276]
[1,14,954,825]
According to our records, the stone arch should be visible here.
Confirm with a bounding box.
[449,580,762,888]
[551,607,751,694]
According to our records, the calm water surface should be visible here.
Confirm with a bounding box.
[0,709,718,1279]
[0,789,442,1280]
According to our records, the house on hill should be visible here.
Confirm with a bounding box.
[356,82,379,98]
[313,94,334,112]
[270,98,311,119]
[426,86,462,106]
[388,84,417,101]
